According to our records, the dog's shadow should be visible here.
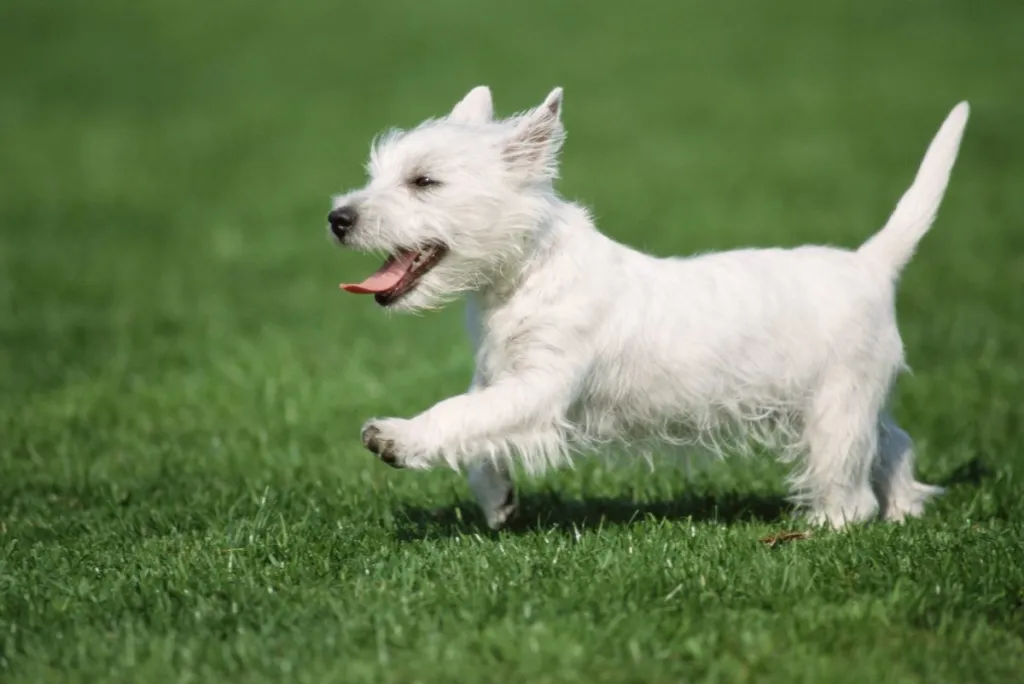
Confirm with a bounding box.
[395,489,792,542]
[393,456,993,541]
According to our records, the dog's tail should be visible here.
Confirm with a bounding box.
[857,101,970,276]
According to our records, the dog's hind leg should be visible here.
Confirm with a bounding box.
[794,369,883,529]
[467,459,518,530]
[871,414,943,522]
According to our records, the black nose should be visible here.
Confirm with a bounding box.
[328,206,358,240]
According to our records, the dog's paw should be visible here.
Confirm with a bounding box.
[483,492,519,531]
[467,462,518,530]
[360,418,432,469]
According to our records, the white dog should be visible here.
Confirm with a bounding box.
[328,86,969,530]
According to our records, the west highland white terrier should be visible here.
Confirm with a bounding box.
[327,86,969,530]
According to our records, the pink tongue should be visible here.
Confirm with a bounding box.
[340,251,417,294]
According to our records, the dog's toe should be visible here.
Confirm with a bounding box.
[377,443,402,468]
[361,425,382,451]
[361,424,404,468]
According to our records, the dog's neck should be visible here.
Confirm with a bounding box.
[474,192,587,309]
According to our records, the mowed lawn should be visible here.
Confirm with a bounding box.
[2,1,1023,682]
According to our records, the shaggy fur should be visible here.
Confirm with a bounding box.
[328,86,970,530]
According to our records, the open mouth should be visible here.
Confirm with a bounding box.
[340,243,448,306]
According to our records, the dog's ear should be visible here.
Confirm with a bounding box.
[504,87,565,181]
[449,86,494,124]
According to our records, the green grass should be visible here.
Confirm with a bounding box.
[2,0,1024,681]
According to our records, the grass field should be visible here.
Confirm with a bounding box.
[2,0,1024,681]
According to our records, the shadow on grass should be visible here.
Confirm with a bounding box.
[394,456,997,541]
[394,490,791,542]
[938,456,992,488]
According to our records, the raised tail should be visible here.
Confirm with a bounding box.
[858,102,970,275]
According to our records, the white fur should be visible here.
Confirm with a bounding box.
[329,86,970,530]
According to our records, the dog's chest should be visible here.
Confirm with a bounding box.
[468,318,532,384]
[464,295,559,385]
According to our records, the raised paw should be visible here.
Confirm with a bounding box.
[361,424,401,468]
[360,418,433,469]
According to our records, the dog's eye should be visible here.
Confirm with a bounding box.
[411,175,440,189]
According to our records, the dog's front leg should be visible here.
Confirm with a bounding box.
[467,458,517,529]
[461,376,517,530]
[361,366,580,471]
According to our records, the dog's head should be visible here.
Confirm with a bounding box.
[329,86,565,311]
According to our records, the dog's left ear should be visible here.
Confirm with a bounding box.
[449,85,494,124]
[505,87,565,181]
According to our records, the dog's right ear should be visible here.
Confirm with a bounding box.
[449,86,494,124]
